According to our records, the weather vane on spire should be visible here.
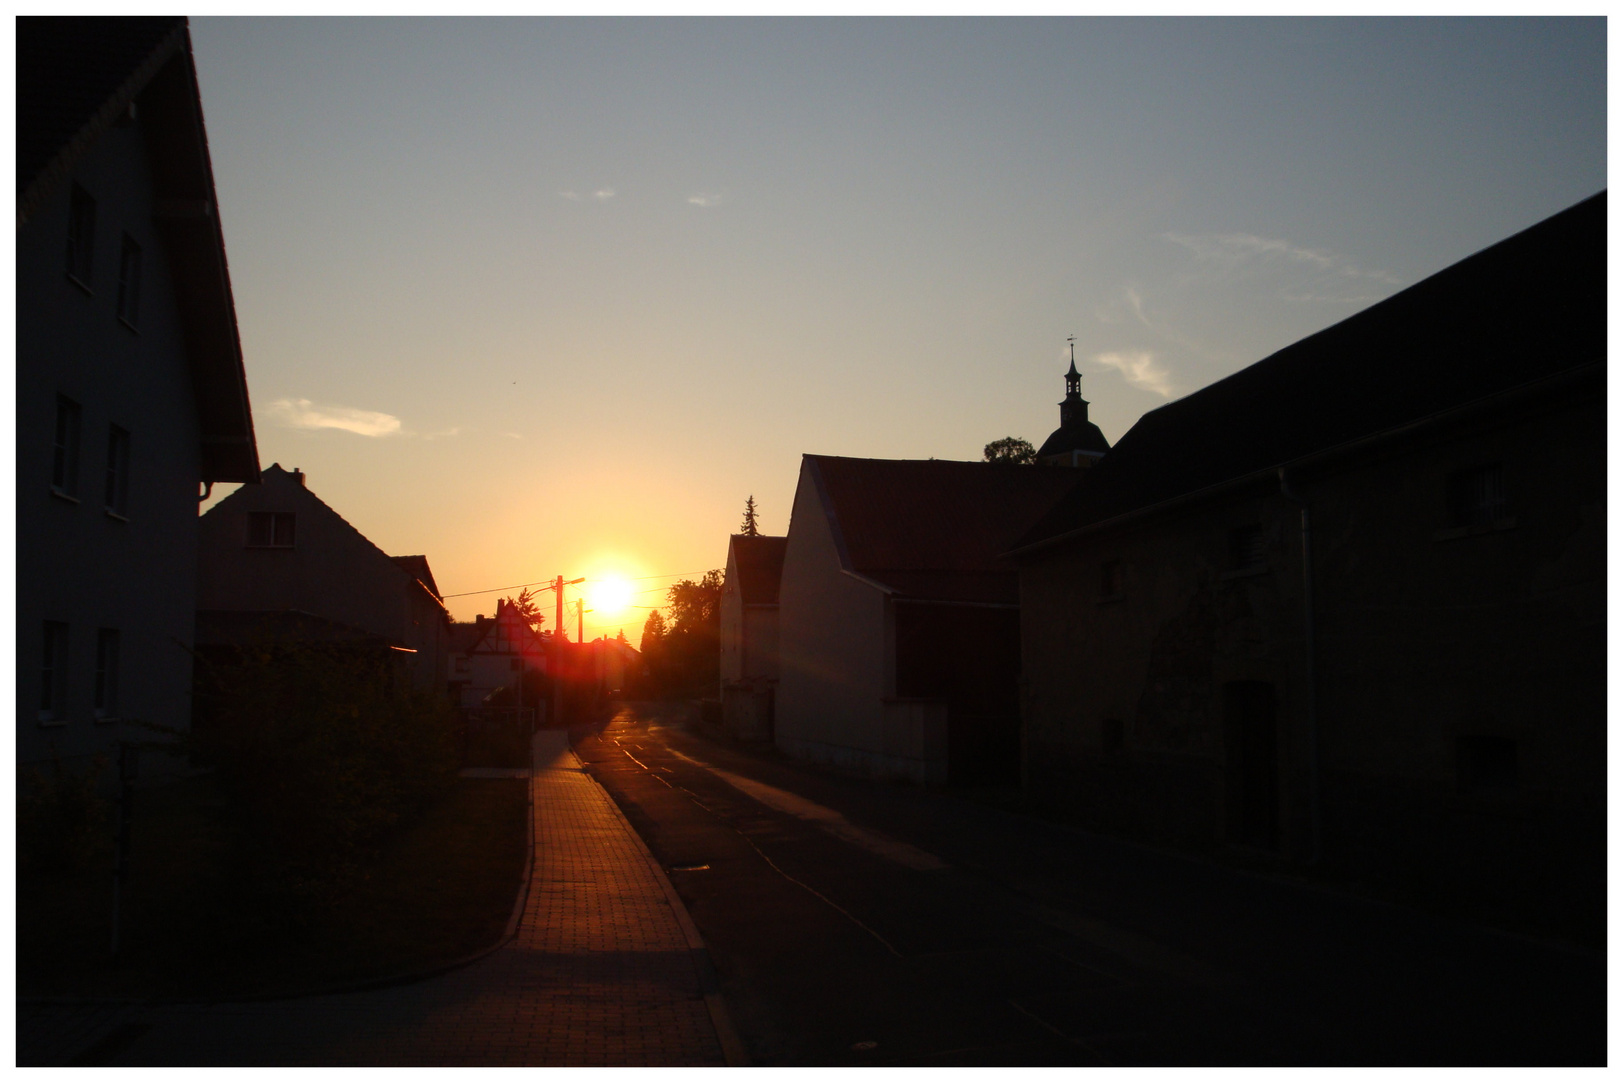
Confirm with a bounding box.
[1067,334,1076,365]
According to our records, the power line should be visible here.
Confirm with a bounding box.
[442,568,717,601]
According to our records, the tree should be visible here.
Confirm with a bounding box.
[740,495,760,536]
[984,436,1037,465]
[505,586,545,632]
[661,570,724,695]
[640,609,667,654]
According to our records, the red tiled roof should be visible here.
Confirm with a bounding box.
[728,535,787,605]
[806,456,1081,604]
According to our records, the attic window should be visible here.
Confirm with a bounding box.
[1098,559,1123,602]
[247,511,296,548]
[66,184,96,288]
[1228,524,1265,572]
[1446,464,1507,528]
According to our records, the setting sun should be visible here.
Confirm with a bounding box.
[586,575,633,620]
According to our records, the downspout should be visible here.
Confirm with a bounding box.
[1278,467,1322,865]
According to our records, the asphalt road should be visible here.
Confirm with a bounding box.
[571,704,1605,1067]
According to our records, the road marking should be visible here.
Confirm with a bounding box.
[660,747,949,872]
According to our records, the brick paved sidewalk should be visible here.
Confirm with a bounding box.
[19,729,735,1066]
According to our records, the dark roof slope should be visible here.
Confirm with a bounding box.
[1015,192,1606,552]
[728,535,788,604]
[1036,417,1110,459]
[808,456,1081,604]
[17,17,182,201]
[391,555,442,600]
[18,16,259,483]
[205,464,447,613]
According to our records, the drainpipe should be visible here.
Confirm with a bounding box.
[1278,467,1322,865]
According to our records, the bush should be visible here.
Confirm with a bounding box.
[18,754,111,877]
[190,646,457,912]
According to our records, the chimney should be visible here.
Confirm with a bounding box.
[292,468,305,486]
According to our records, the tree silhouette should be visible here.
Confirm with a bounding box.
[505,586,545,631]
[740,495,760,536]
[983,436,1037,465]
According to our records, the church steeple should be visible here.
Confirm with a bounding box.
[1060,336,1089,429]
[1035,335,1111,468]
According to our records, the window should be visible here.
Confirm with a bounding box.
[1457,735,1518,793]
[246,511,296,548]
[1098,559,1123,601]
[117,234,142,327]
[94,629,120,721]
[1447,464,1506,528]
[40,621,68,723]
[53,396,82,497]
[105,425,130,516]
[1228,524,1266,572]
[66,184,96,287]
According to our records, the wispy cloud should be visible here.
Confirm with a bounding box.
[687,192,723,208]
[1162,231,1401,287]
[592,188,615,201]
[422,426,462,440]
[503,432,524,440]
[268,398,402,438]
[1093,350,1176,398]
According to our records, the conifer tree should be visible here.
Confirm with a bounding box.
[740,495,760,536]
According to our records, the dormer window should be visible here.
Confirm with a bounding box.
[247,511,296,548]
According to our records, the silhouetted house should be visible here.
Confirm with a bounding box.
[17,18,260,769]
[720,533,788,741]
[1010,193,1605,933]
[776,456,1081,784]
[448,599,549,709]
[196,465,450,689]
[1036,359,1112,467]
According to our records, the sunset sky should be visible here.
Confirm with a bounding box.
[187,17,1605,643]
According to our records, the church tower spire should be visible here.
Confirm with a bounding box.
[1060,335,1089,429]
[1035,335,1111,468]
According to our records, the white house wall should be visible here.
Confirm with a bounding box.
[775,463,892,774]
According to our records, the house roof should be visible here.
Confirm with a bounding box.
[728,534,788,605]
[1035,416,1110,459]
[806,455,1081,604]
[203,464,449,615]
[18,17,259,483]
[1014,191,1606,554]
[391,555,442,600]
[459,601,547,655]
[195,609,397,650]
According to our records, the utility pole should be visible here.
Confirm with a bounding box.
[576,597,585,645]
[549,575,584,727]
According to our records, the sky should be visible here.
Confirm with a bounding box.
[187,17,1607,643]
